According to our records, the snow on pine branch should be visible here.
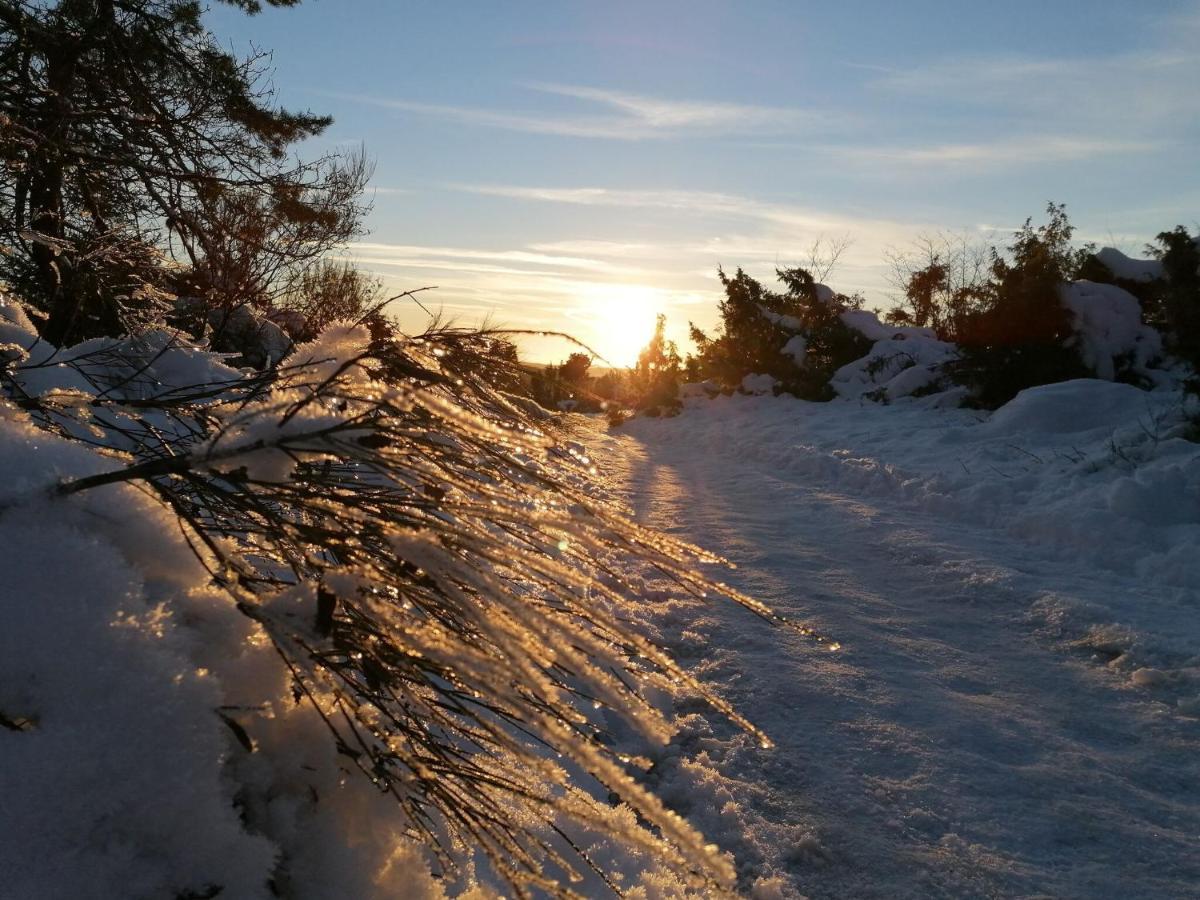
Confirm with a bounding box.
[0,294,791,897]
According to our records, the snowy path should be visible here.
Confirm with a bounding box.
[590,417,1200,900]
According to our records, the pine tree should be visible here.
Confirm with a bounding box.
[688,267,869,399]
[0,0,368,344]
[1154,226,1200,367]
[631,313,682,412]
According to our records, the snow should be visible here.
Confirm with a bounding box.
[780,334,808,365]
[662,378,1200,598]
[758,305,803,331]
[0,395,445,900]
[839,308,936,343]
[6,272,1200,898]
[589,384,1200,897]
[818,306,958,402]
[1094,247,1164,283]
[680,380,722,400]
[1,297,753,898]
[830,335,958,401]
[813,284,837,306]
[1060,280,1163,380]
[741,373,778,395]
[0,497,278,899]
[983,378,1153,435]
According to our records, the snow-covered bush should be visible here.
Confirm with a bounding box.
[0,294,780,897]
[830,326,959,402]
[938,204,1093,407]
[677,209,1195,415]
[688,267,871,400]
[1084,229,1200,370]
[171,296,294,369]
[1060,281,1164,383]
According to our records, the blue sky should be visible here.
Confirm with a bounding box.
[212,1,1200,364]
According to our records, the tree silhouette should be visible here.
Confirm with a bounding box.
[0,0,368,344]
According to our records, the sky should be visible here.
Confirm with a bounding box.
[210,0,1200,365]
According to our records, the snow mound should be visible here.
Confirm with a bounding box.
[985,379,1158,435]
[0,329,448,899]
[741,373,778,395]
[1094,247,1164,283]
[1061,281,1162,380]
[680,380,721,401]
[831,334,958,401]
[780,334,808,365]
[840,308,936,343]
[0,499,279,900]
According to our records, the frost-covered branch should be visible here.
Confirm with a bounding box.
[1,296,795,896]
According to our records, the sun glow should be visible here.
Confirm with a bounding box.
[575,283,663,368]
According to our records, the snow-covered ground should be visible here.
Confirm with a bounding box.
[588,384,1200,899]
[6,266,1200,897]
[0,301,745,900]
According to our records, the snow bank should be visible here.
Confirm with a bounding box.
[617,381,1200,727]
[680,379,722,401]
[758,274,1179,405]
[984,379,1158,435]
[0,304,447,898]
[825,281,1172,406]
[0,406,444,899]
[624,382,1200,592]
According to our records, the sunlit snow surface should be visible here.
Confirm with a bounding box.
[587,386,1200,899]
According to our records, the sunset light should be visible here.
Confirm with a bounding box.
[573,282,663,367]
[5,1,1198,896]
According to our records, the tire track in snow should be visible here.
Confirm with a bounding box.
[591,422,1200,900]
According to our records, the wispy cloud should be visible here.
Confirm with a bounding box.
[449,184,771,216]
[525,239,662,259]
[350,242,625,272]
[874,40,1199,133]
[524,82,833,133]
[840,135,1160,167]
[450,183,917,239]
[846,7,1198,170]
[444,182,941,301]
[329,83,843,141]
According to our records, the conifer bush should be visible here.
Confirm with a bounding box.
[688,267,870,400]
[1153,227,1200,369]
[904,204,1093,408]
[630,314,683,414]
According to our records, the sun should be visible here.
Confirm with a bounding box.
[576,283,662,368]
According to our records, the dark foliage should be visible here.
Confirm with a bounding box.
[1153,226,1200,368]
[628,313,682,414]
[689,266,870,400]
[888,204,1092,407]
[0,0,368,345]
[885,231,990,339]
